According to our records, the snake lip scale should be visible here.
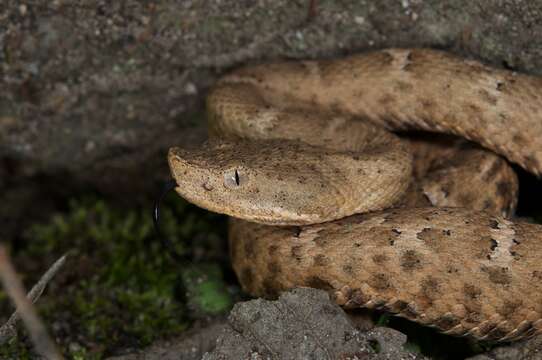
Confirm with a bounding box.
[168,48,542,342]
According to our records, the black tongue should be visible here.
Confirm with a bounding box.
[153,179,189,263]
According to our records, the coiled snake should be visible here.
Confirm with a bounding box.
[167,49,542,342]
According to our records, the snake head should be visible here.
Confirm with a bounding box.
[167,139,360,225]
[168,138,410,225]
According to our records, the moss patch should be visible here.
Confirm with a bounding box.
[1,195,231,358]
[182,263,234,316]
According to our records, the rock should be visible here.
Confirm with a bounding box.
[203,287,426,359]
[466,335,542,360]
[107,320,228,360]
[3,1,542,195]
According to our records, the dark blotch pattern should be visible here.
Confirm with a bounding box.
[268,261,281,274]
[400,250,423,271]
[314,254,329,267]
[305,276,333,290]
[420,276,440,297]
[291,245,303,262]
[261,277,281,298]
[314,236,328,247]
[268,244,278,256]
[421,99,435,109]
[369,273,392,290]
[378,94,396,106]
[342,264,354,275]
[483,266,512,285]
[368,227,401,246]
[499,299,522,316]
[416,227,449,251]
[435,314,460,331]
[372,253,389,264]
[394,80,414,92]
[240,267,254,290]
[463,284,482,300]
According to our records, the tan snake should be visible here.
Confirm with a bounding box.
[167,49,542,342]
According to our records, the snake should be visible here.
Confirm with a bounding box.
[167,49,542,342]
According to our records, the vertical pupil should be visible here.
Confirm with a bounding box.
[234,170,240,185]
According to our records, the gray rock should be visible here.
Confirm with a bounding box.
[3,1,542,194]
[203,288,426,360]
[107,320,228,360]
[467,335,542,360]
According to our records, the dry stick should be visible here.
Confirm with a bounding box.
[0,252,68,344]
[0,246,64,360]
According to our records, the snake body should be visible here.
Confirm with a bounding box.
[168,49,542,341]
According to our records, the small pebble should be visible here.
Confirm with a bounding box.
[19,4,28,16]
[354,16,365,25]
[185,82,198,95]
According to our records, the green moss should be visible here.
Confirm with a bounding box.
[0,337,32,359]
[69,347,98,360]
[182,263,233,316]
[402,341,421,355]
[2,195,231,358]
[375,313,391,326]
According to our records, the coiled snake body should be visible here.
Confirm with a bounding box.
[168,49,542,342]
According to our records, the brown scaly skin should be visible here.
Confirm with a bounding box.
[401,135,518,218]
[169,136,412,225]
[229,208,542,342]
[217,48,542,175]
[168,48,540,341]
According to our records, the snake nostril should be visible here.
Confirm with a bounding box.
[202,181,214,191]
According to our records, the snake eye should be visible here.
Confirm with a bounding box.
[224,168,246,189]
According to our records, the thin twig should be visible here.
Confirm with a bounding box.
[0,252,68,344]
[0,246,64,359]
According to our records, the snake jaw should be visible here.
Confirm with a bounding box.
[167,143,345,225]
[167,138,414,225]
[167,148,318,225]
